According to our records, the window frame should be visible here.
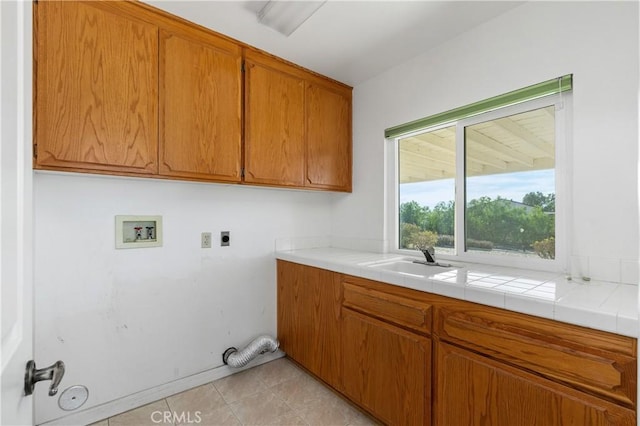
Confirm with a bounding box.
[387,93,571,272]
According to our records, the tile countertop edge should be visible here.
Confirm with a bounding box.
[275,248,639,338]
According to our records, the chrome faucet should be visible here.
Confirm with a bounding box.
[420,246,436,264]
[413,246,453,268]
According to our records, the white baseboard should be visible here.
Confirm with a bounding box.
[38,351,286,426]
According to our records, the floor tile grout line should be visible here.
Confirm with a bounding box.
[228,362,300,423]
[164,395,174,422]
[228,400,243,426]
[223,388,244,426]
[103,357,375,426]
[204,379,244,426]
[247,362,324,425]
[267,383,304,423]
[162,398,175,426]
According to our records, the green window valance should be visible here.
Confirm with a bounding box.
[385,74,572,139]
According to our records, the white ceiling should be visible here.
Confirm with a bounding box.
[145,1,523,87]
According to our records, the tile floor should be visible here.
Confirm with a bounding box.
[90,357,377,426]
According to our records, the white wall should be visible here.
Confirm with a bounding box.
[333,1,639,283]
[33,173,332,423]
[32,1,639,423]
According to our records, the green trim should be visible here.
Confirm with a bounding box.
[385,74,572,138]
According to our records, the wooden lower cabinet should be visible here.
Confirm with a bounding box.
[276,260,341,386]
[435,303,637,408]
[276,263,637,426]
[342,308,430,426]
[435,342,635,426]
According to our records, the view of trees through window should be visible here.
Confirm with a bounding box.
[400,190,555,259]
[398,104,556,260]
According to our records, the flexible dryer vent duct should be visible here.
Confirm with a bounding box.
[222,335,279,368]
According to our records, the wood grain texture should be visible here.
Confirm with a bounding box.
[244,52,305,187]
[342,274,444,305]
[159,29,242,181]
[278,267,637,425]
[306,83,352,191]
[34,1,352,191]
[435,342,636,426]
[35,0,158,173]
[342,282,431,335]
[276,261,342,387]
[435,302,637,408]
[342,308,431,426]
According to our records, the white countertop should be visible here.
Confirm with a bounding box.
[276,247,638,338]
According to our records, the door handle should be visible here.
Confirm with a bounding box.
[24,360,65,396]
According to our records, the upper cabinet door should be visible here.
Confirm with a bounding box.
[244,52,305,187]
[306,83,352,191]
[35,1,158,174]
[159,30,242,182]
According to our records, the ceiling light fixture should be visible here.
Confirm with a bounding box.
[257,1,327,37]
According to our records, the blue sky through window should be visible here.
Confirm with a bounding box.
[400,169,555,209]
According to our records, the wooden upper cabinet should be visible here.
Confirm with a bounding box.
[158,29,242,182]
[244,49,352,190]
[306,83,352,191]
[34,1,158,174]
[244,51,306,187]
[34,1,351,191]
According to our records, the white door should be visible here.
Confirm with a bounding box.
[1,1,34,424]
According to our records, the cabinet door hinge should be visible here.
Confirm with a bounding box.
[241,61,245,73]
[241,167,245,178]
[33,144,37,159]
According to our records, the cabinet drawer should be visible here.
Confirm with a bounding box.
[435,303,637,408]
[343,281,431,335]
[436,341,636,426]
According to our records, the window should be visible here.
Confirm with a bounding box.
[389,76,570,270]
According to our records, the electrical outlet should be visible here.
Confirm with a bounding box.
[201,232,212,248]
[221,231,230,247]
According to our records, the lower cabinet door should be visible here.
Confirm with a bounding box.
[342,308,431,426]
[276,261,342,387]
[435,342,636,426]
